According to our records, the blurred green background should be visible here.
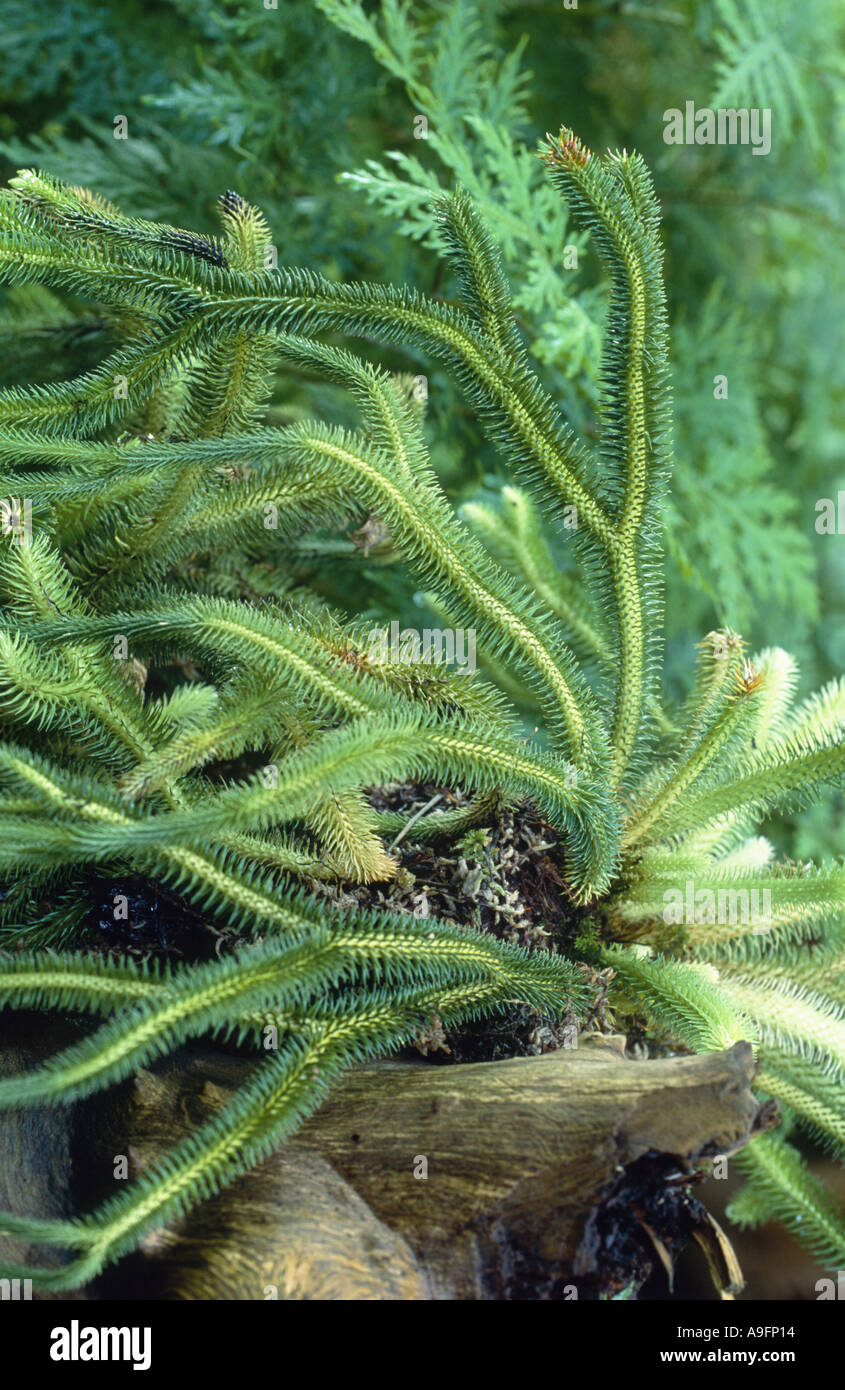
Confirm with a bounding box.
[1,0,843,859]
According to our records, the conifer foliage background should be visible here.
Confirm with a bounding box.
[3,0,842,737]
[0,0,843,1299]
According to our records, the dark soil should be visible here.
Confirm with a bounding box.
[76,873,226,963]
[4,784,611,1062]
[485,1152,712,1300]
[317,783,610,1060]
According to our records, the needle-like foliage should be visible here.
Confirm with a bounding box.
[0,129,842,1292]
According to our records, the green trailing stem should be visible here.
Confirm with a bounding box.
[0,127,842,1289]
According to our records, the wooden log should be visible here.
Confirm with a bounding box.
[0,1025,778,1300]
[0,1015,93,1301]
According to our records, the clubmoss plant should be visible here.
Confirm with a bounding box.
[0,129,842,1291]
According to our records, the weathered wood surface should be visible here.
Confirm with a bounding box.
[0,1016,92,1300]
[0,1023,777,1300]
